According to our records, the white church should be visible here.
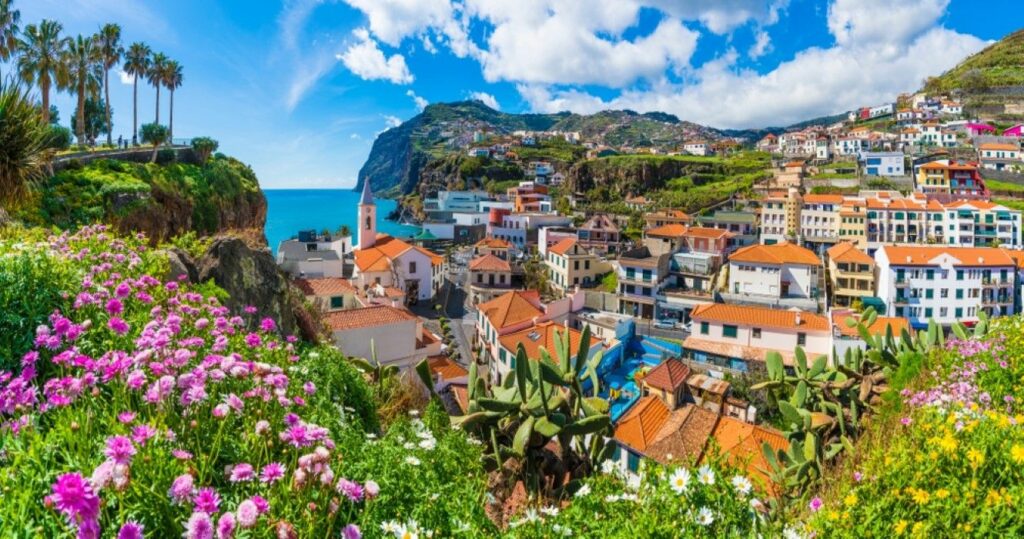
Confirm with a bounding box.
[351,181,445,303]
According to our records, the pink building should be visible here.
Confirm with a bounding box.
[966,122,996,136]
[1003,124,1024,138]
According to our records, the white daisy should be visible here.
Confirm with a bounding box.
[574,484,591,498]
[603,494,620,502]
[697,465,715,486]
[783,527,805,539]
[669,468,691,494]
[380,520,399,534]
[731,475,752,497]
[625,473,642,491]
[600,460,618,475]
[696,506,714,526]
[418,438,436,450]
[405,456,421,466]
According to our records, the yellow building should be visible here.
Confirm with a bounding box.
[545,238,610,294]
[826,242,875,308]
[838,199,868,248]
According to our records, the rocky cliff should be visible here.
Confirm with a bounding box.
[566,155,739,194]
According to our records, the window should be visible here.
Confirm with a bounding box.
[925,308,933,318]
[940,288,948,298]
[700,322,709,335]
[956,270,964,280]
[723,325,738,338]
[329,296,343,309]
[585,260,590,270]
[574,260,579,271]
[955,307,963,318]
[752,328,762,339]
[925,289,933,299]
[925,269,934,280]
[476,274,483,283]
[409,262,417,274]
[956,289,964,299]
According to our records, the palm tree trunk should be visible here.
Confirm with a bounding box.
[77,83,87,145]
[151,144,158,163]
[132,78,138,145]
[41,79,51,124]
[169,89,174,145]
[155,84,160,125]
[104,68,112,146]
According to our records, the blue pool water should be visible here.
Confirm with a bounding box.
[600,354,665,421]
[263,189,420,254]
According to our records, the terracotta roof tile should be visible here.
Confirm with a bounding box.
[642,359,691,392]
[707,417,789,496]
[427,355,468,381]
[729,242,821,266]
[613,396,670,452]
[979,143,1019,152]
[548,238,578,256]
[499,321,600,361]
[802,194,844,204]
[879,246,1015,267]
[476,237,512,249]
[293,277,357,297]
[478,290,544,330]
[324,305,417,330]
[645,405,719,465]
[469,254,512,272]
[645,224,688,238]
[826,242,874,265]
[1000,248,1024,269]
[690,303,829,332]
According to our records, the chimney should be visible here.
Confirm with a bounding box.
[795,312,802,325]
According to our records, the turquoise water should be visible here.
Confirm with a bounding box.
[264,189,420,254]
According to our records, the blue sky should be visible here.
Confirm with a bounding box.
[10,0,1022,188]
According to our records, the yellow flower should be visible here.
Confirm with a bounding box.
[935,488,950,500]
[911,522,926,536]
[967,448,985,468]
[937,433,957,453]
[1011,444,1024,464]
[910,488,930,505]
[894,520,908,535]
[985,489,1004,506]
[844,493,858,507]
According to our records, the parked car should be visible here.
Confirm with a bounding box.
[677,321,692,332]
[652,319,676,329]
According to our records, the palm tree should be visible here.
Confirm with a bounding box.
[146,52,167,125]
[63,34,102,145]
[0,0,20,78]
[123,42,150,145]
[162,59,182,144]
[16,19,67,124]
[96,23,121,146]
[0,79,50,208]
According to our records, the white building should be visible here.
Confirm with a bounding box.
[875,245,1016,328]
[859,152,905,177]
[276,232,351,278]
[325,305,441,370]
[727,243,821,302]
[683,141,712,156]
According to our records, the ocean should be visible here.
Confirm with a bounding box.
[263,189,420,254]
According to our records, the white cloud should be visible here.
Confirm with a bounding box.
[278,0,327,51]
[468,91,500,110]
[646,0,789,34]
[749,30,772,59]
[350,133,362,139]
[118,70,135,85]
[828,0,948,49]
[338,28,414,84]
[286,53,338,111]
[407,89,429,110]
[518,1,987,128]
[384,115,403,128]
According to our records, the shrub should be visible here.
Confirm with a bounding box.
[191,137,219,164]
[45,125,73,151]
[156,148,177,165]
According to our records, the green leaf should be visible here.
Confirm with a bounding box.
[452,412,495,430]
[476,397,521,412]
[575,324,592,375]
[794,347,807,375]
[512,416,535,456]
[778,400,801,427]
[514,344,529,403]
[535,414,565,437]
[791,381,808,408]
[766,351,784,381]
[414,358,436,396]
[808,355,827,378]
[561,415,611,436]
[581,396,610,416]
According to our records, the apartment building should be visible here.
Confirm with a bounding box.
[644,210,692,229]
[697,210,758,248]
[875,246,1016,328]
[864,196,943,252]
[799,194,844,251]
[914,161,987,198]
[276,230,351,278]
[977,142,1022,171]
[615,247,670,319]
[488,212,572,248]
[838,199,868,249]
[826,242,876,308]
[545,238,610,293]
[727,242,821,304]
[859,151,905,176]
[941,200,1023,248]
[759,188,801,244]
[683,303,831,374]
[468,254,514,304]
[577,213,623,254]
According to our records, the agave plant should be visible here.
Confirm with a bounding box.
[446,324,612,496]
[0,79,51,208]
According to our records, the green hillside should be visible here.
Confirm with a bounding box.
[923,29,1024,120]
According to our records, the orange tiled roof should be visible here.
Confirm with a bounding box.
[979,143,1019,152]
[649,209,691,220]
[644,405,719,466]
[293,277,357,297]
[831,311,909,338]
[944,200,1000,210]
[427,355,468,381]
[1000,248,1024,269]
[469,254,512,272]
[645,224,688,238]
[499,321,600,361]
[476,237,512,249]
[919,161,977,171]
[643,359,691,392]
[613,395,671,452]
[323,305,417,330]
[802,194,844,204]
[355,235,442,271]
[690,303,829,332]
[548,238,578,256]
[729,242,821,266]
[707,417,788,495]
[685,226,732,240]
[478,290,543,329]
[826,242,873,265]
[880,246,1015,267]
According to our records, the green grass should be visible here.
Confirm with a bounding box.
[986,179,1024,193]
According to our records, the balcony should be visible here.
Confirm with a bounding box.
[894,279,910,288]
[981,279,1011,288]
[982,295,1013,305]
[662,287,713,300]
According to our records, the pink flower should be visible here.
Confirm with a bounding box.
[336,478,364,502]
[216,512,236,539]
[184,512,214,539]
[809,496,823,512]
[169,473,194,504]
[131,424,157,446]
[117,411,136,424]
[172,449,194,461]
[244,333,262,348]
[117,521,144,539]
[244,305,258,314]
[900,417,912,426]
[853,471,863,482]
[229,463,254,483]
[104,435,136,465]
[303,381,316,395]
[364,480,380,500]
[106,298,124,315]
[235,499,259,528]
[193,487,220,513]
[47,473,100,533]
[115,283,132,298]
[259,462,285,484]
[260,317,277,332]
[108,317,130,335]
[254,420,270,436]
[251,495,269,514]
[342,524,361,539]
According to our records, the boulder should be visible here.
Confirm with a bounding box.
[164,247,199,283]
[197,236,296,335]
